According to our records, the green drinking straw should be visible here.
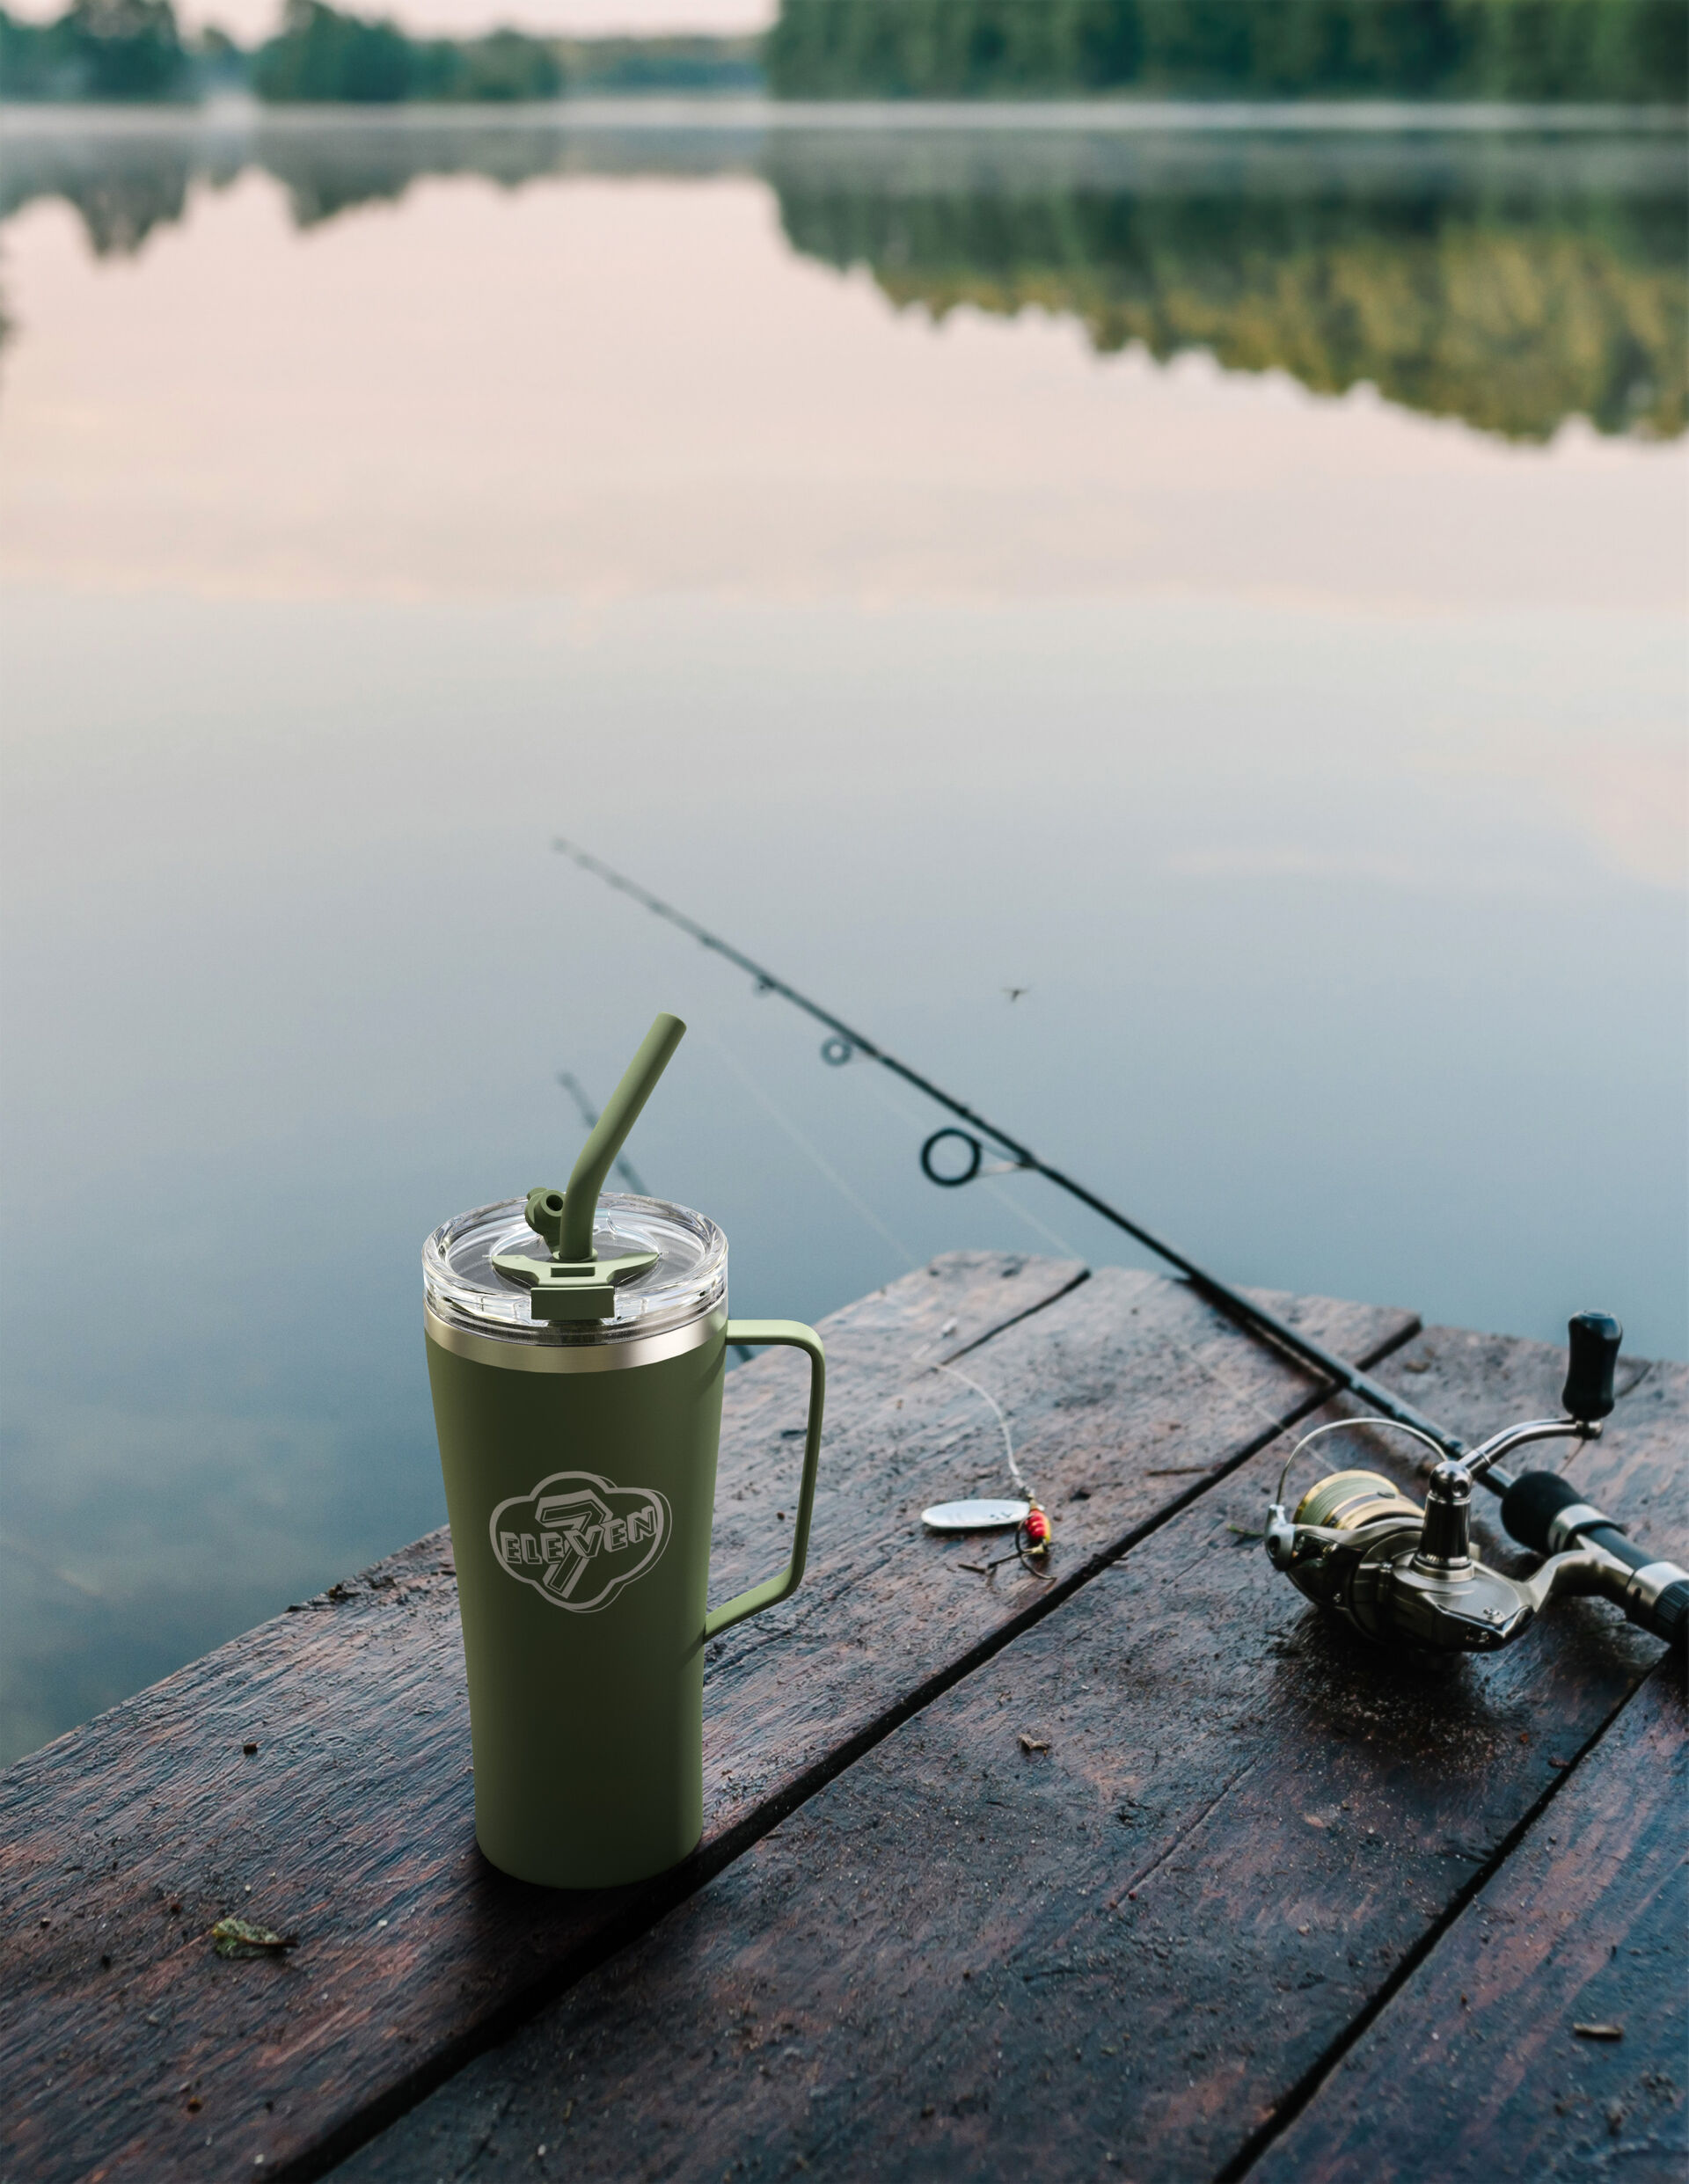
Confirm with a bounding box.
[523,1012,686,1267]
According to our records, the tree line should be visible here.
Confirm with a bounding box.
[3,0,1681,105]
[765,1,1686,102]
[1,0,196,102]
[249,4,761,101]
[0,0,759,103]
[250,0,557,102]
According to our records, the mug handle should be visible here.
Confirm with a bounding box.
[704,1320,825,1640]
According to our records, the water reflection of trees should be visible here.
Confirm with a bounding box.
[0,128,235,253]
[3,120,1681,439]
[255,118,761,225]
[0,115,761,241]
[770,133,1686,440]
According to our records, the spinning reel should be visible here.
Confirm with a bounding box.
[1265,1314,1688,1659]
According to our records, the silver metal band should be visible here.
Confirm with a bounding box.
[424,1298,726,1375]
[1625,1560,1689,1614]
[1546,1502,1611,1554]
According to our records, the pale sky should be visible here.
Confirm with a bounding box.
[11,0,775,40]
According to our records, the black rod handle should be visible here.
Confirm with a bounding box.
[1561,1311,1622,1424]
[1500,1470,1687,1651]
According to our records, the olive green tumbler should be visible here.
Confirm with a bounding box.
[423,1014,824,1888]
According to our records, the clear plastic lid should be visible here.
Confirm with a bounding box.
[424,1192,727,1348]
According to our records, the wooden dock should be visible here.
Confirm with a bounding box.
[3,1253,1684,2182]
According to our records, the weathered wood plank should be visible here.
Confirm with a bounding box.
[0,1253,1409,2184]
[0,1252,1076,2182]
[338,1327,1686,2184]
[1245,1662,1686,2184]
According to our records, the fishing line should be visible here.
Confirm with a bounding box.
[932,1361,1026,1497]
[1158,1330,1322,1446]
[551,837,1473,1472]
[928,1364,1053,1576]
[976,1179,1086,1261]
[696,1025,921,1271]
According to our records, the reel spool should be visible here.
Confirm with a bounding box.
[1292,1471,1422,1534]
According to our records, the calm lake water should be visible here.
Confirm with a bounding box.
[1,103,1684,1764]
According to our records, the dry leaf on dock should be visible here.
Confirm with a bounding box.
[209,1917,297,1959]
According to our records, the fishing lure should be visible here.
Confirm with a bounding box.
[936,1498,1054,1581]
[994,1499,1052,1579]
[918,1353,1052,1577]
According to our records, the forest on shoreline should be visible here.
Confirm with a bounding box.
[769,1,1686,103]
[2,0,1682,107]
[0,0,757,103]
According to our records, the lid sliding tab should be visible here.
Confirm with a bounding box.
[489,1247,660,1321]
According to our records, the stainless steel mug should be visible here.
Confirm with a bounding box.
[423,1018,824,1888]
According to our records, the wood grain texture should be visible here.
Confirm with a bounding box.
[1246,1662,1686,2184]
[0,1252,1075,2184]
[0,1253,1410,2184]
[340,1327,1685,2184]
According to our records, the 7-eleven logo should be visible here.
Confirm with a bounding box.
[489,1469,670,1612]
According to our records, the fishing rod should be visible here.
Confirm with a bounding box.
[552,838,1475,1458]
[552,840,1686,1658]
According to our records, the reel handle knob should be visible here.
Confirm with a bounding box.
[1561,1311,1622,1424]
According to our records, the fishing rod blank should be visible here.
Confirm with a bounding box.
[552,837,1481,1475]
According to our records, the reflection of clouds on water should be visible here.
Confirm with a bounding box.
[1165,846,1429,885]
[1165,755,1688,895]
[1427,733,1689,893]
[1,113,1683,442]
[1546,748,1686,892]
